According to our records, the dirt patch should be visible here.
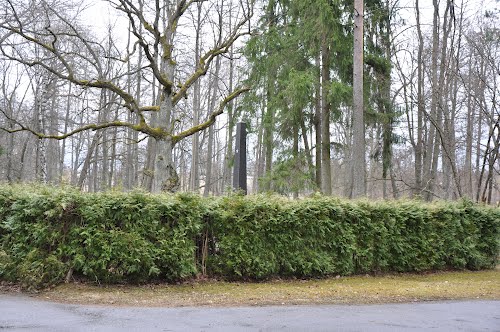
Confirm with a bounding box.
[24,269,500,307]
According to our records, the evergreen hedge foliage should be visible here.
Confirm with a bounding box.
[0,185,498,290]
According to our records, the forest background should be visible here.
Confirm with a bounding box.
[0,0,499,204]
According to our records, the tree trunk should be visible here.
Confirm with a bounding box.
[254,107,265,193]
[414,0,424,197]
[203,55,221,196]
[421,0,441,201]
[321,35,332,195]
[293,118,299,199]
[5,97,15,183]
[190,5,202,192]
[153,136,179,192]
[78,131,100,190]
[47,79,59,183]
[464,55,474,199]
[223,45,235,192]
[314,55,322,190]
[59,83,72,184]
[35,81,48,183]
[351,0,365,198]
[300,113,314,178]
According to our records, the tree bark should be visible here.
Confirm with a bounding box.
[314,55,322,190]
[190,3,203,193]
[153,136,179,192]
[351,0,365,198]
[321,34,332,195]
[203,54,221,196]
[414,0,424,197]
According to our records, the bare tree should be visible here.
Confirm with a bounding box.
[0,0,253,192]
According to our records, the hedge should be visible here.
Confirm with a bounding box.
[0,185,498,290]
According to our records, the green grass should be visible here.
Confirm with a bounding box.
[29,268,500,307]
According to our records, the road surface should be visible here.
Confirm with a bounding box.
[1,294,498,331]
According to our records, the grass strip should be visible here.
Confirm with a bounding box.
[30,269,500,307]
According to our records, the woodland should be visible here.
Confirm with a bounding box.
[0,0,499,203]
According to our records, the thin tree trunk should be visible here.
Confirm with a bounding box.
[35,81,48,183]
[223,45,235,191]
[314,55,322,190]
[190,3,203,192]
[300,114,314,176]
[414,0,424,197]
[464,56,474,199]
[78,131,100,190]
[204,55,221,196]
[321,34,332,195]
[293,114,299,199]
[47,79,59,183]
[254,108,264,193]
[59,83,72,184]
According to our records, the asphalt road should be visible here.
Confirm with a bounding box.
[0,294,499,331]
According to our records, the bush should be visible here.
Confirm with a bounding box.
[0,185,498,289]
[207,195,499,279]
[0,185,203,288]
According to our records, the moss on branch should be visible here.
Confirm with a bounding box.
[173,86,250,143]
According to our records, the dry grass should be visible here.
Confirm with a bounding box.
[28,268,500,307]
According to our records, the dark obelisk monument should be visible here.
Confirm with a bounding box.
[233,122,247,194]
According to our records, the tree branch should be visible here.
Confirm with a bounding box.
[0,107,161,139]
[173,86,250,143]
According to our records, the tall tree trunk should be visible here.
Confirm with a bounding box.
[351,0,365,198]
[464,55,474,199]
[204,55,221,196]
[314,55,322,190]
[125,21,133,190]
[35,81,48,183]
[254,107,265,193]
[141,77,160,191]
[59,83,72,184]
[47,80,59,183]
[261,0,278,192]
[380,0,393,200]
[422,0,441,201]
[100,90,109,190]
[474,59,484,201]
[293,115,299,199]
[153,13,178,193]
[263,95,275,191]
[223,45,235,191]
[321,35,332,195]
[414,0,424,197]
[5,95,15,183]
[190,3,203,192]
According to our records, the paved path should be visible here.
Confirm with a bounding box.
[1,294,499,331]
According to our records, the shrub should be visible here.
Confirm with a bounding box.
[0,185,498,289]
[207,195,499,279]
[0,186,203,288]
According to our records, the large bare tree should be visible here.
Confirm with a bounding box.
[0,0,252,192]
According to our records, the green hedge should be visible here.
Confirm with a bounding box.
[0,186,203,289]
[0,185,498,289]
[208,195,499,279]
